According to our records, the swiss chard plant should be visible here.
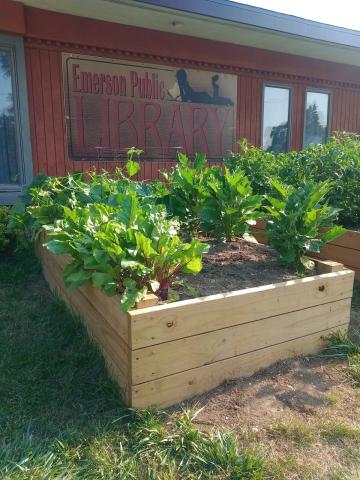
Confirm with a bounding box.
[265,180,346,273]
[44,193,209,311]
[9,149,166,240]
[199,167,263,242]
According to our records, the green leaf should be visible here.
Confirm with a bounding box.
[45,239,73,255]
[117,192,138,228]
[182,257,203,274]
[321,226,346,244]
[120,279,147,312]
[92,272,114,289]
[193,152,206,171]
[125,159,141,178]
[64,269,92,289]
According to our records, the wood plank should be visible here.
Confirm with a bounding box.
[39,49,57,176]
[49,49,67,176]
[129,270,354,349]
[317,243,360,269]
[38,245,130,344]
[41,252,131,399]
[313,258,344,274]
[132,298,351,384]
[252,224,360,251]
[327,229,360,251]
[29,48,48,175]
[130,325,349,408]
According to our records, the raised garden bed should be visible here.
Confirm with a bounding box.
[252,220,360,280]
[37,240,355,409]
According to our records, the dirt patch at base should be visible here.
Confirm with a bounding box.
[170,355,360,479]
[177,239,305,299]
[173,356,357,424]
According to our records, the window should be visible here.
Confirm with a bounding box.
[262,85,291,153]
[0,35,32,204]
[303,90,330,148]
[0,49,19,185]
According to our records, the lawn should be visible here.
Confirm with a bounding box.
[0,250,359,479]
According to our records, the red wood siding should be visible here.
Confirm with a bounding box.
[22,7,360,179]
[0,0,25,35]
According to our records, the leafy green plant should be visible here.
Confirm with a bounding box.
[224,139,280,195]
[200,167,263,241]
[44,195,208,311]
[265,180,345,272]
[9,151,165,241]
[0,206,12,253]
[226,133,360,230]
[161,152,213,234]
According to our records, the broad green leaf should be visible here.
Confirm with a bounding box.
[182,257,202,274]
[125,159,141,178]
[321,226,346,243]
[45,239,73,255]
[64,269,92,289]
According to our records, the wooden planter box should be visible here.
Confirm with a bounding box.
[38,243,354,409]
[252,221,360,280]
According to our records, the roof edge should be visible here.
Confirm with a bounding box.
[135,0,360,49]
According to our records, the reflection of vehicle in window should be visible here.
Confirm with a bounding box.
[168,69,234,106]
[267,122,289,153]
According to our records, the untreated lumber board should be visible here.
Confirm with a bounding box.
[316,243,360,269]
[329,229,360,250]
[129,270,354,349]
[313,259,344,274]
[251,223,360,278]
[38,244,130,344]
[41,249,131,402]
[130,326,348,408]
[131,298,351,384]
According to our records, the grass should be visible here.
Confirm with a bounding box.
[323,331,360,386]
[270,420,315,446]
[352,280,360,310]
[0,251,264,480]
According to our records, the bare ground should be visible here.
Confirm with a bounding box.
[169,293,360,479]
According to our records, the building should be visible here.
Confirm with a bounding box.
[1,0,360,204]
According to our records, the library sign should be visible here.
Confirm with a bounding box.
[63,53,237,161]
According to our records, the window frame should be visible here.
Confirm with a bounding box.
[0,34,32,205]
[302,87,332,149]
[261,82,293,153]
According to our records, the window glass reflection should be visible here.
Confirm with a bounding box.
[303,91,329,147]
[0,49,19,185]
[262,86,290,153]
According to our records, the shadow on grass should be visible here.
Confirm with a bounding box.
[0,251,264,480]
[0,251,129,476]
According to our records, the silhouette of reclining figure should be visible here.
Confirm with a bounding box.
[175,69,234,106]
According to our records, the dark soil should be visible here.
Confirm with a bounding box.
[176,238,306,300]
